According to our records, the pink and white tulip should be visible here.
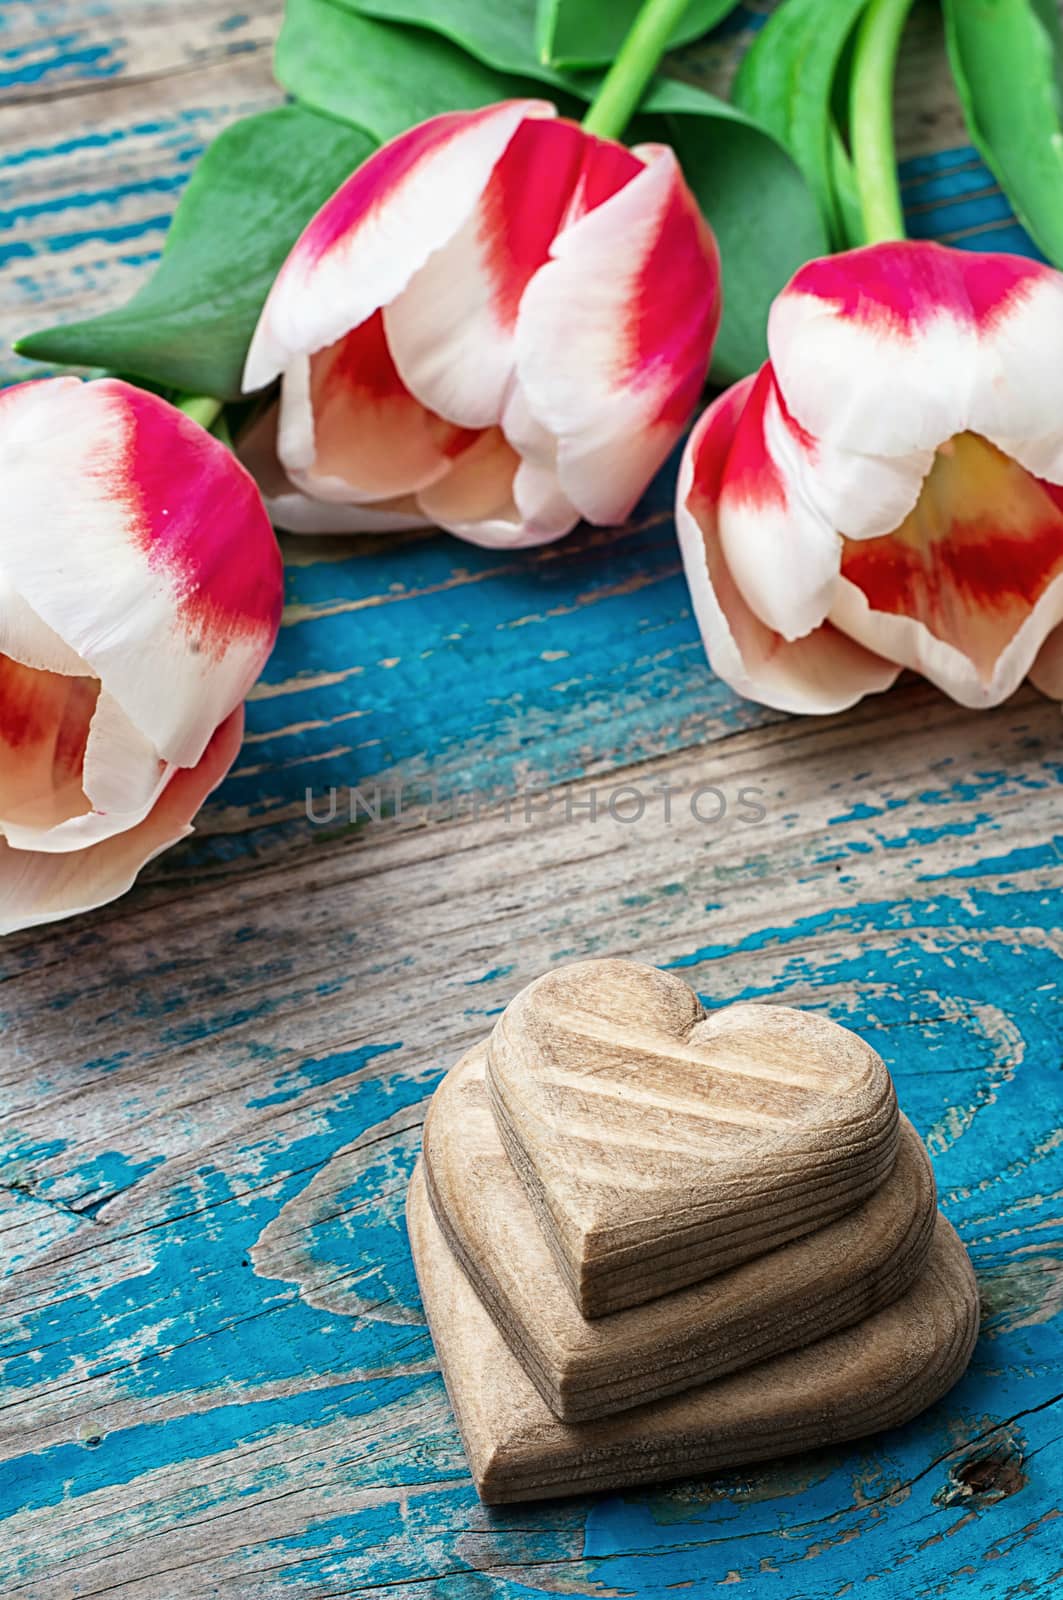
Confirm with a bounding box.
[677,241,1063,712]
[0,377,283,933]
[243,100,721,548]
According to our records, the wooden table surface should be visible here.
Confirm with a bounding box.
[1,2,1061,1595]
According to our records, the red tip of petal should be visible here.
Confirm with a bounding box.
[298,102,550,274]
[687,373,760,513]
[714,366,787,512]
[303,109,493,268]
[627,161,721,428]
[108,384,284,658]
[787,240,1048,336]
[478,120,641,330]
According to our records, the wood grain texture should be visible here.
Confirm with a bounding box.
[409,1169,978,1504]
[425,1042,936,1420]
[486,959,899,1314]
[0,0,1061,1594]
[1,679,1061,1596]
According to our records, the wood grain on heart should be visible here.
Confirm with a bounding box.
[424,1044,936,1420]
[486,960,900,1315]
[407,1166,979,1504]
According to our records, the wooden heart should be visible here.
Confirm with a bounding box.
[487,959,899,1315]
[408,1166,978,1505]
[423,1043,936,1421]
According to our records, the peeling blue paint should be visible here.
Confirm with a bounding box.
[0,37,122,90]
[1,42,1060,1600]
[248,1041,403,1108]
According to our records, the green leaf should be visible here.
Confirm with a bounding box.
[354,0,740,74]
[16,106,374,399]
[339,0,576,87]
[276,0,563,141]
[539,0,742,70]
[943,0,1063,266]
[341,0,740,81]
[732,0,871,247]
[535,0,563,65]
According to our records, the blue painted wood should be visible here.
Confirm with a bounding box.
[0,1,1060,1595]
[2,708,1061,1594]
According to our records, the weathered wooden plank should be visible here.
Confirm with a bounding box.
[0,0,282,100]
[0,72,281,367]
[1,684,1060,1593]
[0,0,1060,1594]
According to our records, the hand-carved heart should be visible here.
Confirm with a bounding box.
[486,958,899,1316]
[424,1044,935,1421]
[407,1166,979,1505]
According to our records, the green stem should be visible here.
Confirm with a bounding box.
[849,0,915,243]
[828,121,864,249]
[581,0,692,140]
[176,393,224,431]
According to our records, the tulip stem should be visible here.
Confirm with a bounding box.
[581,0,692,140]
[176,394,224,432]
[850,0,915,243]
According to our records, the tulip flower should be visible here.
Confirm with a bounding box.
[676,241,1063,713]
[242,99,721,549]
[0,377,283,933]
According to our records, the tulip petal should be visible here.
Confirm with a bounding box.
[1030,623,1063,699]
[0,689,174,854]
[0,574,89,676]
[503,384,581,542]
[833,432,1063,706]
[515,144,720,526]
[416,427,518,535]
[2,710,168,864]
[0,379,282,770]
[82,692,166,815]
[0,708,243,936]
[757,378,935,546]
[385,120,642,431]
[716,366,840,640]
[267,489,429,536]
[278,313,479,506]
[243,100,554,394]
[677,382,900,715]
[414,426,568,549]
[0,656,97,834]
[769,243,1063,521]
[238,405,430,534]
